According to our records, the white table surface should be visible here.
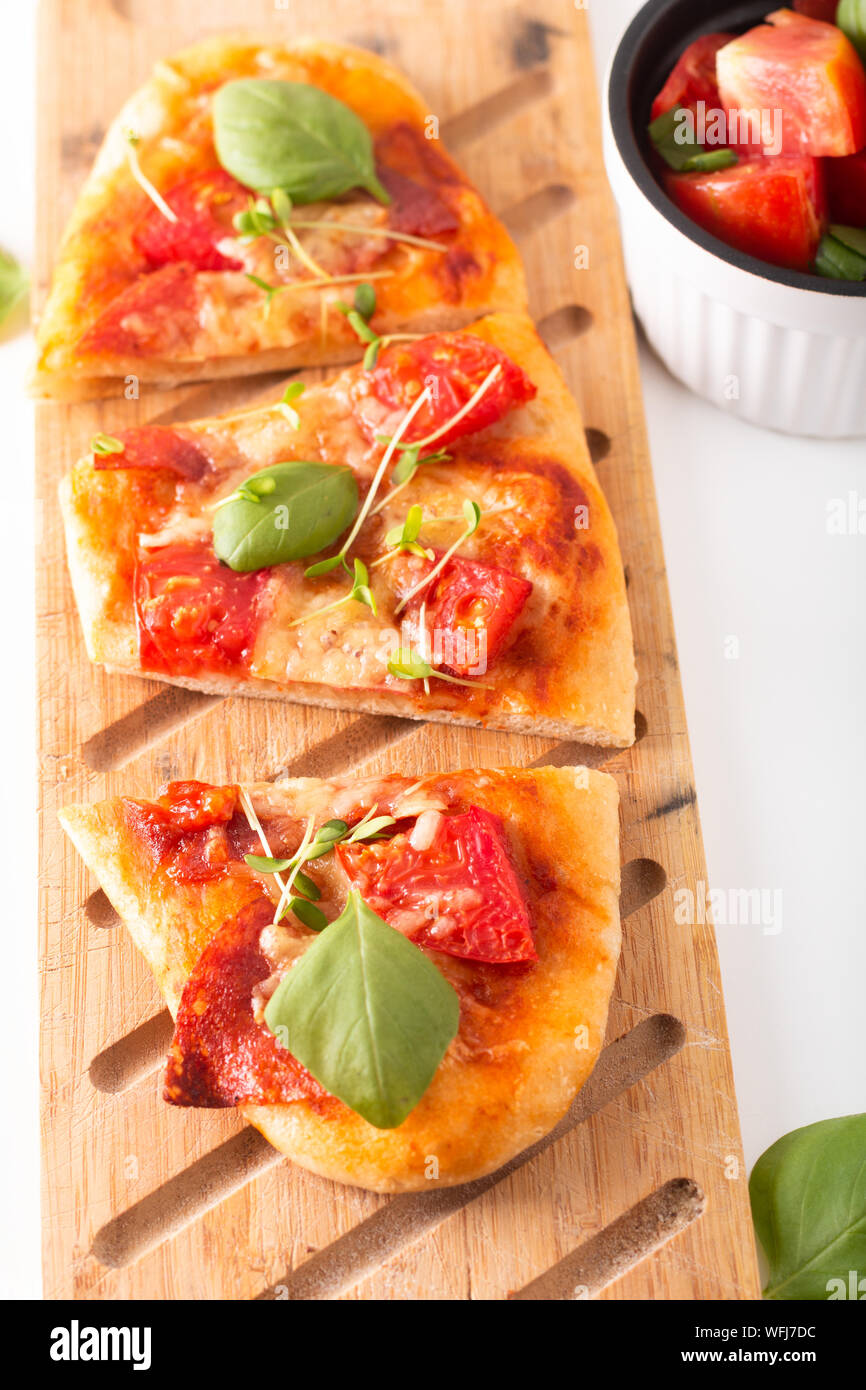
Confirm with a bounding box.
[2,0,863,1300]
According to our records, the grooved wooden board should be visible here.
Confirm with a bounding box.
[36,0,762,1300]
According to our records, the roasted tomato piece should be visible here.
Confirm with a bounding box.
[164,897,327,1107]
[717,10,866,158]
[132,168,249,271]
[650,32,733,120]
[825,148,866,224]
[92,426,209,482]
[355,335,536,446]
[337,805,536,964]
[134,542,269,678]
[156,780,239,831]
[664,155,827,270]
[398,551,531,677]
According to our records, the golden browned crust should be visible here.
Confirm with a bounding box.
[60,766,621,1192]
[33,35,526,399]
[60,313,636,745]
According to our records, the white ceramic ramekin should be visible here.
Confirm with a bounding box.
[603,0,866,438]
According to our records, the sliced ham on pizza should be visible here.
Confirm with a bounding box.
[60,312,636,745]
[33,36,526,400]
[60,766,621,1192]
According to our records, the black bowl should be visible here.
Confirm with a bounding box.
[607,0,866,297]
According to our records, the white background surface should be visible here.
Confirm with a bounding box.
[1,0,863,1300]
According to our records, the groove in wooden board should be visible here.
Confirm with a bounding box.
[89,1012,175,1094]
[538,304,595,350]
[585,428,612,464]
[440,65,554,147]
[500,184,576,240]
[90,1012,685,1276]
[82,687,223,772]
[91,1127,279,1269]
[256,1014,687,1300]
[86,850,670,1096]
[510,1178,706,1301]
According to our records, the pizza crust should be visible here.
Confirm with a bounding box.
[33,34,527,399]
[60,766,620,1192]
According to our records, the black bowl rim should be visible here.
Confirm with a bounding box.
[608,0,866,299]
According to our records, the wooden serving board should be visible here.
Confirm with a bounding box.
[36,0,762,1300]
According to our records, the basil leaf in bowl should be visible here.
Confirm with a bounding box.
[213,79,390,205]
[750,1113,866,1300]
[264,890,460,1129]
[213,460,358,572]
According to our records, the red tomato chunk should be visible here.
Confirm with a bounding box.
[134,542,268,678]
[337,805,537,964]
[664,155,827,271]
[716,10,866,158]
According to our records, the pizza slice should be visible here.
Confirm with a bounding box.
[60,312,636,744]
[60,766,621,1192]
[33,35,526,400]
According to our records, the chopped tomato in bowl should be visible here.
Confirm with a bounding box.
[663,155,827,270]
[605,0,866,436]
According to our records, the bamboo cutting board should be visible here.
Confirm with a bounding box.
[36,0,762,1300]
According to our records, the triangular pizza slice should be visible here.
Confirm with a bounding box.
[34,35,526,400]
[60,312,636,744]
[60,766,621,1192]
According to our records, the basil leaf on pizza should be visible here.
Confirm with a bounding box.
[213,460,359,572]
[264,889,460,1128]
[213,79,390,205]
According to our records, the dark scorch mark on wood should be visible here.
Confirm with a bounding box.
[512,18,568,68]
[647,787,698,821]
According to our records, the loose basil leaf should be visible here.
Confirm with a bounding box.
[0,247,28,327]
[681,148,738,173]
[838,0,866,64]
[388,649,434,681]
[649,107,737,174]
[289,897,328,932]
[264,890,459,1128]
[750,1114,866,1300]
[829,223,866,259]
[245,853,292,873]
[213,79,390,205]
[213,460,359,572]
[815,233,866,282]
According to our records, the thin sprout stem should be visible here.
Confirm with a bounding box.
[284,218,449,253]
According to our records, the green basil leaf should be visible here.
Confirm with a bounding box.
[264,890,459,1128]
[245,853,292,872]
[829,223,866,260]
[649,107,736,174]
[681,148,738,173]
[289,897,329,932]
[815,233,866,282]
[213,79,390,205]
[750,1114,866,1300]
[0,247,27,326]
[213,461,358,572]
